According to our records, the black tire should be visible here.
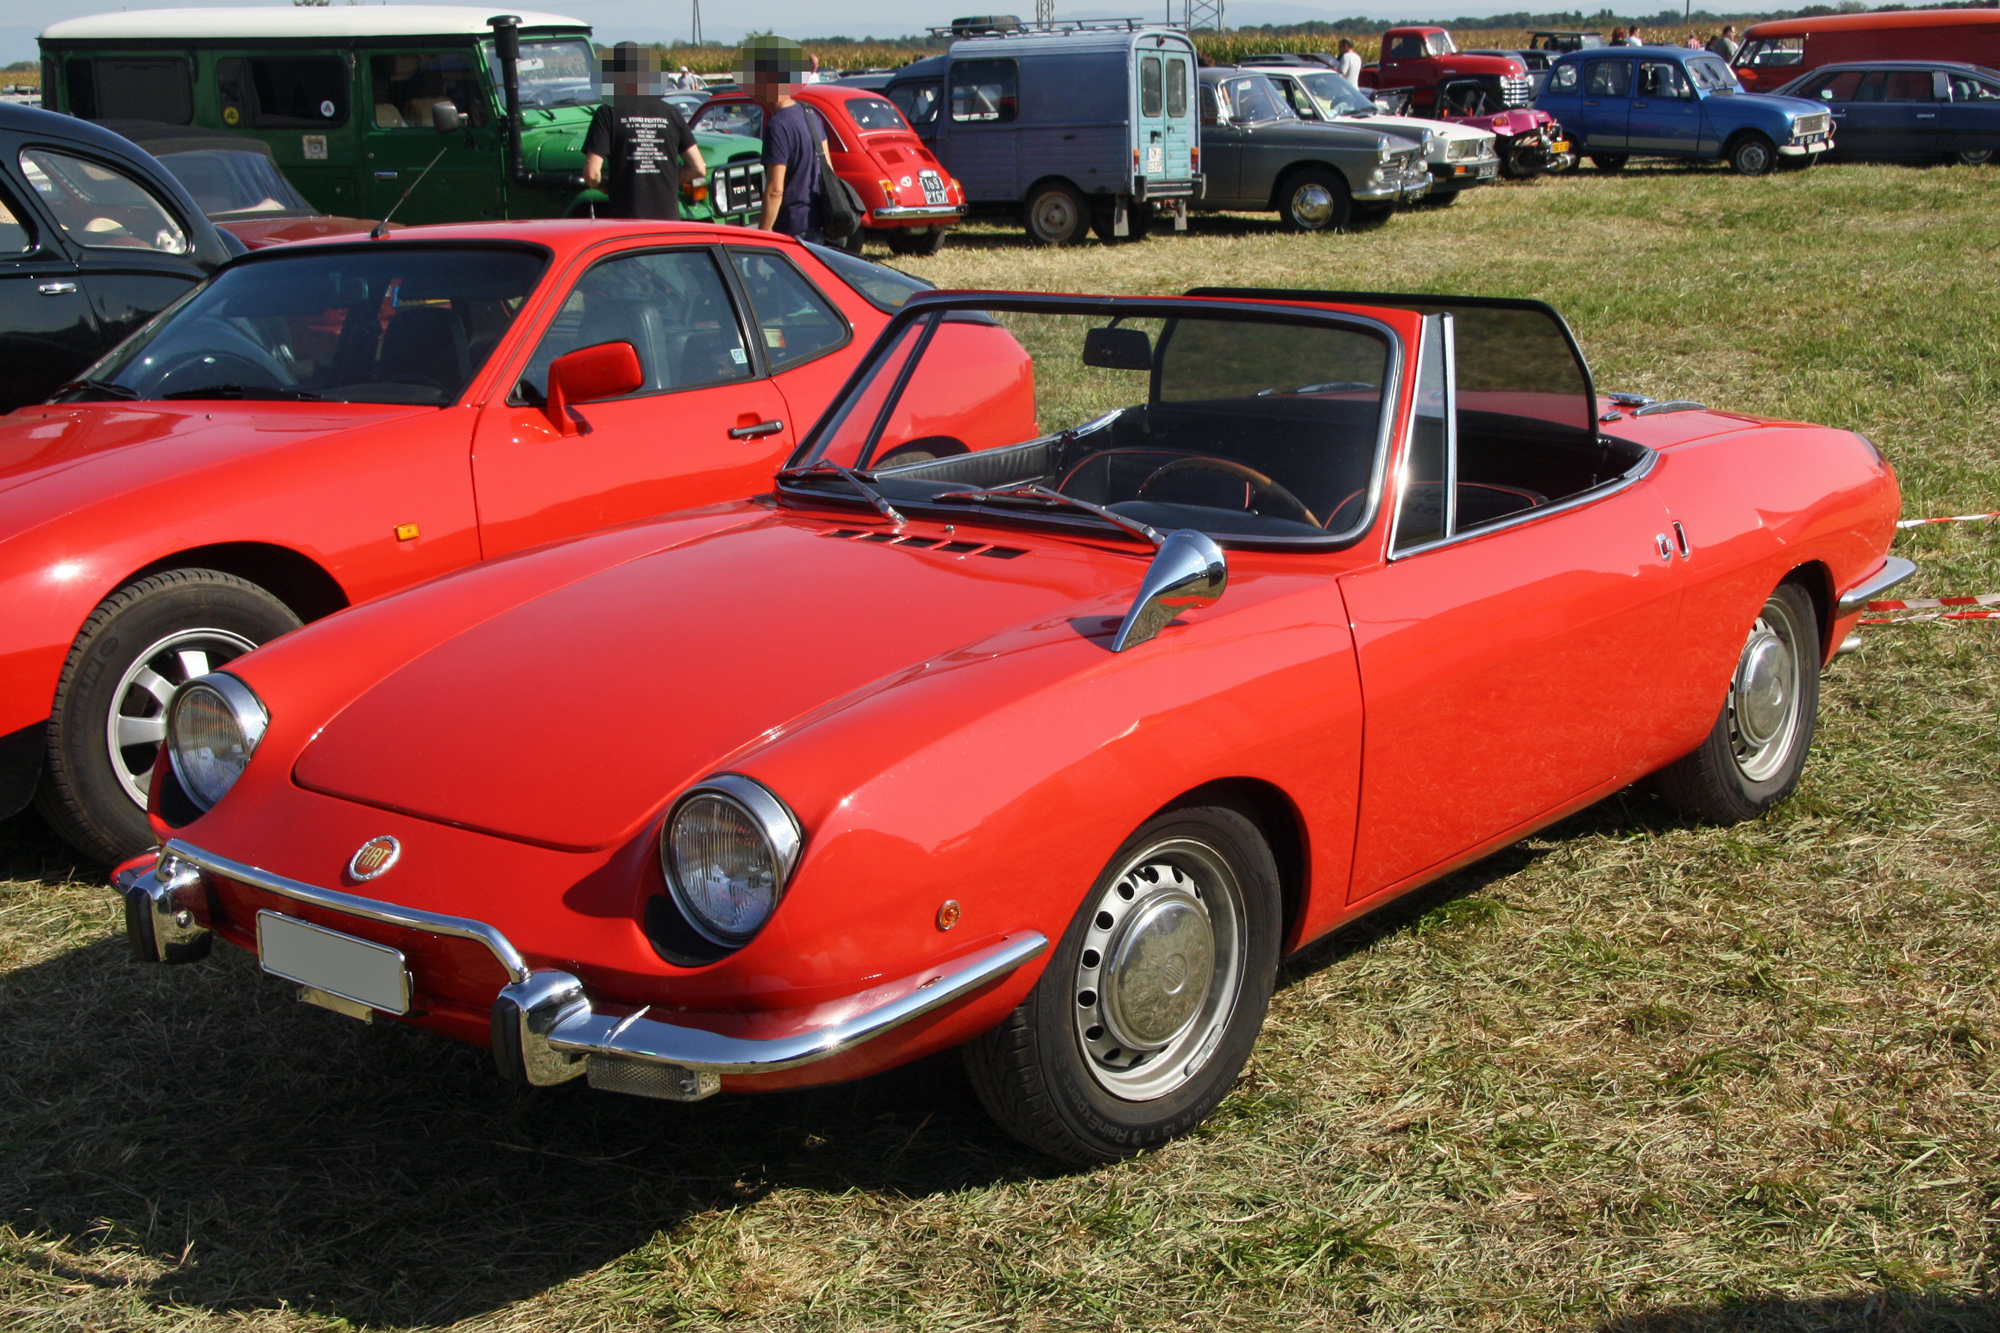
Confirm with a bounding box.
[963,803,1282,1164]
[35,569,301,863]
[1089,197,1155,243]
[886,227,947,257]
[1654,582,1820,825]
[1957,149,1994,166]
[1728,132,1777,176]
[1591,154,1629,172]
[1420,186,1461,207]
[1023,181,1091,246]
[1500,144,1541,179]
[1275,166,1352,232]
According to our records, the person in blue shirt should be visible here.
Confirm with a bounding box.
[740,36,826,240]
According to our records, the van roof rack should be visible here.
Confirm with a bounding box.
[931,17,1159,37]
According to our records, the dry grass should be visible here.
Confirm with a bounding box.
[4,162,1999,1332]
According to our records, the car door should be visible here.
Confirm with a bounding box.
[1792,68,1864,155]
[1942,67,2000,158]
[1337,315,1683,905]
[470,243,794,559]
[1628,60,1700,153]
[1839,70,1935,159]
[0,155,102,412]
[361,48,505,222]
[1578,57,1634,150]
[1196,83,1242,202]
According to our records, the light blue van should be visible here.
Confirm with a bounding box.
[884,22,1201,245]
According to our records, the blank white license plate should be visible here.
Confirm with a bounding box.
[257,910,411,1015]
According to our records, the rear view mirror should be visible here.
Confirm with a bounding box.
[432,100,462,133]
[544,340,644,435]
[1083,326,1153,371]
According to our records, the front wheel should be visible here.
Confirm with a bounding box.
[1957,149,1994,166]
[35,569,302,863]
[1023,181,1091,246]
[1654,581,1820,824]
[1276,166,1352,233]
[1728,133,1777,176]
[963,804,1282,1163]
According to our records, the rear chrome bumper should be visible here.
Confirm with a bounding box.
[870,204,965,223]
[1836,555,1917,616]
[115,839,1047,1102]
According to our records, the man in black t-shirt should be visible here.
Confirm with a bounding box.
[583,43,707,219]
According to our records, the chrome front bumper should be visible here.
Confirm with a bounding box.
[1356,165,1432,204]
[1780,138,1832,157]
[1835,555,1916,616]
[117,839,1048,1102]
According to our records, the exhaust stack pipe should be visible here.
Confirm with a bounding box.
[488,14,585,191]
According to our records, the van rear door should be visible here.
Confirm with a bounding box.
[1135,47,1168,187]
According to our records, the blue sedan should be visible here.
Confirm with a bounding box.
[1535,45,1832,174]
[1775,61,2000,166]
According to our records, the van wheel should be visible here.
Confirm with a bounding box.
[1024,182,1091,246]
[1591,154,1628,171]
[1276,167,1351,232]
[35,569,301,864]
[964,803,1282,1163]
[1728,133,1776,176]
[1089,198,1154,243]
[886,227,947,256]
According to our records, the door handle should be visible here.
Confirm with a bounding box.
[37,280,77,295]
[1655,534,1673,562]
[728,419,785,440]
[1916,112,1936,119]
[1671,520,1691,559]
[1633,100,1649,108]
[374,170,399,180]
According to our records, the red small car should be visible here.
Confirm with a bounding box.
[115,287,1906,1164]
[690,85,966,256]
[0,220,934,863]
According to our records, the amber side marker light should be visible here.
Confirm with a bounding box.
[937,900,961,931]
[394,523,420,541]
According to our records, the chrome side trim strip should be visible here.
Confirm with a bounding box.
[539,932,1049,1075]
[1836,555,1917,616]
[161,838,532,985]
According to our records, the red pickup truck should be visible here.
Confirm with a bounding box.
[1359,26,1572,176]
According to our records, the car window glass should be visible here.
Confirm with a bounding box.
[1299,70,1375,114]
[1199,82,1222,125]
[520,249,750,401]
[1585,61,1632,96]
[1853,71,1888,103]
[1221,75,1294,124]
[1166,57,1189,117]
[889,80,941,127]
[1639,62,1689,97]
[370,51,486,130]
[1388,36,1424,59]
[157,149,313,217]
[1950,72,2000,101]
[692,100,764,138]
[227,56,351,129]
[19,150,188,255]
[1810,70,1865,100]
[950,59,1018,122]
[0,182,31,253]
[479,37,595,112]
[1687,57,1737,90]
[1141,56,1164,116]
[65,57,192,123]
[802,241,934,312]
[77,246,545,405]
[846,95,909,130]
[1548,63,1580,92]
[1427,32,1458,56]
[1883,70,1936,102]
[728,249,848,371]
[1394,318,1450,553]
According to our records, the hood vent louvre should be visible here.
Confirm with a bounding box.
[822,529,1027,559]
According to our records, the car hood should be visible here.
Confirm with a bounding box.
[1365,113,1491,143]
[288,513,1145,851]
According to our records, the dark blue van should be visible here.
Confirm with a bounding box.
[884,22,1200,245]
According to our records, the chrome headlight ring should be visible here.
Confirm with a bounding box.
[165,673,269,812]
[660,774,804,949]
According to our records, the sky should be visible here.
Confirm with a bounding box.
[2,0,1543,66]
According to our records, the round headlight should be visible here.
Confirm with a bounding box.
[166,674,268,811]
[661,774,802,947]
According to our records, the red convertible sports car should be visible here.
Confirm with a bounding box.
[114,288,1908,1163]
[1,219,934,863]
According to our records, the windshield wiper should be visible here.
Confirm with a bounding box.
[161,384,323,401]
[932,484,1162,546]
[777,459,906,524]
[55,378,140,401]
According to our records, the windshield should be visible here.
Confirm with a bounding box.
[1215,74,1296,125]
[790,302,1391,544]
[1429,32,1459,56]
[482,37,597,110]
[802,242,933,312]
[156,148,314,218]
[1687,56,1739,91]
[64,246,547,406]
[1295,70,1378,116]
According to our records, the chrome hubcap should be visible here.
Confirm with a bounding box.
[1741,144,1769,172]
[104,628,256,807]
[1290,183,1335,227]
[1073,838,1244,1101]
[1729,600,1803,783]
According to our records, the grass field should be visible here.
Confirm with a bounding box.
[3,161,1998,1332]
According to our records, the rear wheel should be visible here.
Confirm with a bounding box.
[1655,582,1820,824]
[1591,154,1629,172]
[1023,181,1091,246]
[1728,132,1777,176]
[1275,166,1351,232]
[1089,197,1154,243]
[964,803,1282,1163]
[1957,149,1994,166]
[886,227,947,256]
[35,569,301,863]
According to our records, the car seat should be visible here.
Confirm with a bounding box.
[377,306,471,399]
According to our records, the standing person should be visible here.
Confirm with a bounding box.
[1335,38,1363,84]
[676,64,699,90]
[1626,26,1645,46]
[1609,26,1628,46]
[1708,24,1740,60]
[743,36,825,240]
[583,42,706,219]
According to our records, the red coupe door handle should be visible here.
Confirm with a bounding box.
[729,419,785,440]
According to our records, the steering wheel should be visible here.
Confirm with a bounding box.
[1136,456,1320,527]
[146,349,288,397]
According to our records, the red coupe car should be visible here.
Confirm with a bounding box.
[115,288,1908,1163]
[0,219,936,863]
[690,85,966,256]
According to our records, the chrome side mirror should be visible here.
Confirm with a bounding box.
[1112,529,1227,652]
[432,99,463,133]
